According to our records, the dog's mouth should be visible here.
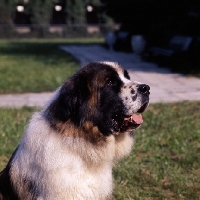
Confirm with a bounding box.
[111,102,149,133]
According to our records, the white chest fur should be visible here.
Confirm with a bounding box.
[10,113,133,200]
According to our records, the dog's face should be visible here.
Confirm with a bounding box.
[46,62,150,137]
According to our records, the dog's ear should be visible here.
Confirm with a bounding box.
[46,74,89,125]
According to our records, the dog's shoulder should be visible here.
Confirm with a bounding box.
[0,148,20,200]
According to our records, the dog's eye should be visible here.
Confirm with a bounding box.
[106,79,115,86]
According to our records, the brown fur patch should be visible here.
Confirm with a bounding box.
[52,120,107,146]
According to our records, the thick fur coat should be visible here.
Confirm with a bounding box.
[0,62,150,200]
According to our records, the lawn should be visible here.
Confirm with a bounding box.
[0,101,200,199]
[0,38,199,95]
[0,38,103,94]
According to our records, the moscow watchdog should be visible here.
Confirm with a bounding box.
[0,61,150,200]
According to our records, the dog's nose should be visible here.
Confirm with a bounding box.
[138,84,150,95]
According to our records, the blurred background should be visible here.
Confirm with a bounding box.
[1,0,200,38]
[0,0,200,74]
[0,0,114,38]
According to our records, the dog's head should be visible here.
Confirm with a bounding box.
[45,62,150,137]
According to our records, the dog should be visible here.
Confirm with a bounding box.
[0,61,150,200]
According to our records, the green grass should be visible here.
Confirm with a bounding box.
[112,101,200,199]
[0,107,35,169]
[0,101,200,199]
[0,38,103,94]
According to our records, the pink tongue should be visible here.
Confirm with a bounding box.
[125,114,143,124]
[131,114,143,124]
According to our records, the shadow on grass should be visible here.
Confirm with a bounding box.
[0,39,104,59]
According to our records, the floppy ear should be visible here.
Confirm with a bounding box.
[46,75,89,125]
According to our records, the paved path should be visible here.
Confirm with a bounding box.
[0,92,53,108]
[61,45,200,103]
[0,45,200,108]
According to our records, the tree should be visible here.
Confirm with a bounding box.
[101,0,191,34]
[27,0,54,37]
[0,0,16,25]
[0,0,17,38]
[28,0,54,25]
[64,0,103,24]
[64,0,86,24]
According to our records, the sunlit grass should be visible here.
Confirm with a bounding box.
[0,101,200,199]
[0,107,34,169]
[0,38,103,94]
[112,101,200,199]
